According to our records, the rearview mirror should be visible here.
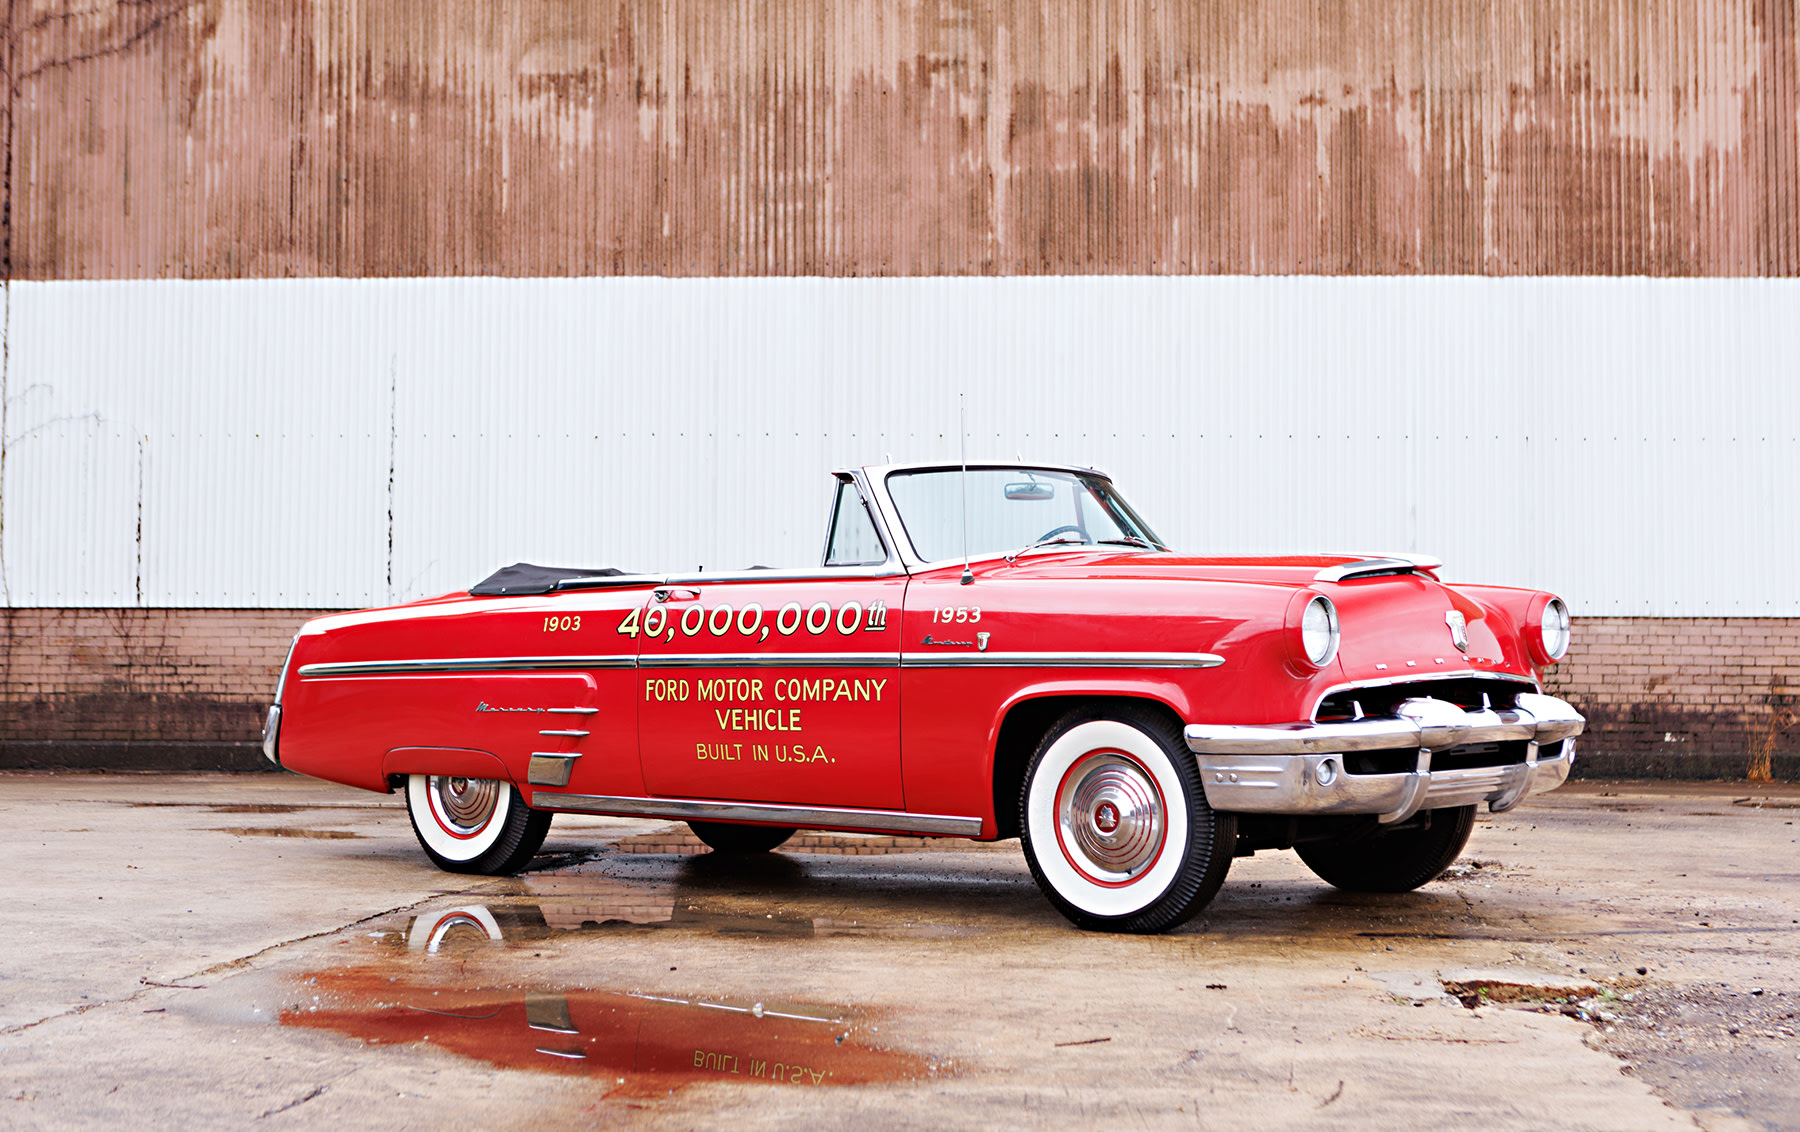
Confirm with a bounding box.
[1004,481,1055,501]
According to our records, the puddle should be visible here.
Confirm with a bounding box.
[208,826,367,840]
[612,829,1011,856]
[283,966,928,1096]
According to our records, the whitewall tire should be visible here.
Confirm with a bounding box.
[1021,708,1235,933]
[405,774,552,875]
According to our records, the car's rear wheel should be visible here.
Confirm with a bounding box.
[687,820,796,854]
[405,774,551,875]
[1020,707,1235,933]
[1294,805,1476,892]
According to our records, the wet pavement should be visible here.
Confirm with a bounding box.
[1,773,1796,1130]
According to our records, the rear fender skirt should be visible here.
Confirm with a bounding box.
[382,746,515,789]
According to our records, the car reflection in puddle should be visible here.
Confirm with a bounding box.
[516,852,972,939]
[287,904,927,1096]
[405,876,960,953]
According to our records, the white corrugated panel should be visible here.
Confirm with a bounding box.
[3,277,1796,614]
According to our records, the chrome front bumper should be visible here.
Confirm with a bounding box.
[1185,692,1584,824]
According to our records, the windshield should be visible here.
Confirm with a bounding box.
[884,468,1166,564]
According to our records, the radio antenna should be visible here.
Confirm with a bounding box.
[960,394,973,586]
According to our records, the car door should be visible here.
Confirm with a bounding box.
[632,479,905,809]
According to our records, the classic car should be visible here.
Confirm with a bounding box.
[263,462,1584,934]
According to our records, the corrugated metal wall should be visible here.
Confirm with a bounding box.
[3,276,1795,615]
[5,0,1797,278]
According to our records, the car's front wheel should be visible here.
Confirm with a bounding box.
[1021,707,1236,933]
[1294,805,1476,892]
[405,774,551,875]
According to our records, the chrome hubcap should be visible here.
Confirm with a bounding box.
[433,776,500,833]
[1057,754,1164,880]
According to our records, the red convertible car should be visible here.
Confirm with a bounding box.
[264,462,1583,933]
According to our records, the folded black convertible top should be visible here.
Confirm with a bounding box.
[469,562,629,596]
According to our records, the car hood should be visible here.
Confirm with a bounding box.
[983,550,1534,686]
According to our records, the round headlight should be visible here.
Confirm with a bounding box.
[1539,597,1571,661]
[1301,595,1340,667]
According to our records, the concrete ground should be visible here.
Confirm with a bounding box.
[1,773,1795,1131]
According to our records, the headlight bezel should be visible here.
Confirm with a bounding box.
[1525,594,1571,665]
[1290,592,1340,670]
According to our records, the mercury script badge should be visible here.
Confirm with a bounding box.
[1445,610,1469,653]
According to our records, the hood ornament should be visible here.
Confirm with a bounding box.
[1445,610,1469,653]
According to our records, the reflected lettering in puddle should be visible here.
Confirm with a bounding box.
[207,826,367,839]
[283,967,927,1095]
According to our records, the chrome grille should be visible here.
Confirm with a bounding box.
[1315,677,1531,722]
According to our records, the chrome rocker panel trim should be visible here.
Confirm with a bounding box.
[1185,693,1585,823]
[531,792,984,838]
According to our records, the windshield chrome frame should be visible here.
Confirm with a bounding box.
[792,469,905,579]
[858,461,1162,571]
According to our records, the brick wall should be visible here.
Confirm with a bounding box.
[0,609,334,769]
[1543,617,1800,780]
[3,609,1796,778]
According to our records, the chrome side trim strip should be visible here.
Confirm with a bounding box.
[538,729,590,738]
[298,656,636,677]
[1313,558,1420,583]
[299,651,1226,676]
[530,792,985,838]
[545,707,600,715]
[547,574,666,591]
[658,565,909,584]
[639,653,899,669]
[901,651,1225,669]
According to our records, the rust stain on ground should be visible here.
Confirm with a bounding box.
[5,0,1796,278]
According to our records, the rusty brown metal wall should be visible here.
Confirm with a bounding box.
[4,0,1798,279]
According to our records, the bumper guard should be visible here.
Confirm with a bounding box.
[262,705,282,768]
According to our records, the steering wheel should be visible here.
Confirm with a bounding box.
[1034,525,1086,543]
